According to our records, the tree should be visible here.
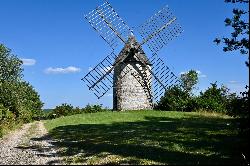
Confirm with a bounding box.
[0,43,43,124]
[180,70,199,95]
[197,82,235,113]
[156,85,190,111]
[0,44,23,82]
[52,103,74,118]
[214,0,249,67]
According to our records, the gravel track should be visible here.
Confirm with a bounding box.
[0,121,63,165]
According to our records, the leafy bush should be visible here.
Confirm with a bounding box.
[0,43,43,137]
[0,103,16,138]
[180,70,198,95]
[155,86,191,112]
[0,81,43,122]
[74,107,83,114]
[226,85,249,118]
[0,44,23,82]
[156,69,200,112]
[185,97,200,112]
[47,103,110,119]
[155,82,248,115]
[52,103,74,118]
[83,104,106,113]
[0,104,7,137]
[196,82,229,113]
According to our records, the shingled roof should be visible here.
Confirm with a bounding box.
[113,35,152,66]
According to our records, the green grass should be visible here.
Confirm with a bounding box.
[44,110,247,165]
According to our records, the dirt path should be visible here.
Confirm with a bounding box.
[0,121,63,165]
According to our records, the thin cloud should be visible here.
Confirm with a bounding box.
[105,93,113,97]
[196,70,201,75]
[21,58,36,66]
[44,66,81,74]
[88,67,93,71]
[179,71,186,75]
[199,74,207,78]
[228,80,240,84]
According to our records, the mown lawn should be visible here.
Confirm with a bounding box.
[44,110,247,165]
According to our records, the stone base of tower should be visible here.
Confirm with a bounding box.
[113,63,153,111]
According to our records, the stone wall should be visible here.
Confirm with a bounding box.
[113,62,153,111]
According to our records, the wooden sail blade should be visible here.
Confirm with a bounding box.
[84,1,132,49]
[138,5,183,54]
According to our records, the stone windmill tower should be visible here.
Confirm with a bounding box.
[113,35,153,110]
[82,1,183,111]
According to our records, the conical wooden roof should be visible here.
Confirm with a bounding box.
[114,35,152,66]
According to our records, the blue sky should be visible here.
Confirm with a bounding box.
[0,0,248,109]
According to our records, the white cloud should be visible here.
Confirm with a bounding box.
[105,93,113,97]
[179,71,187,75]
[199,74,207,78]
[196,70,201,75]
[21,58,36,66]
[44,66,81,74]
[88,67,93,71]
[179,70,207,78]
[228,80,240,84]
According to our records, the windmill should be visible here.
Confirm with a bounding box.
[82,1,183,110]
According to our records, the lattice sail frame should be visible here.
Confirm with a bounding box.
[82,52,117,98]
[84,1,132,49]
[149,54,181,102]
[138,5,183,54]
[82,1,183,103]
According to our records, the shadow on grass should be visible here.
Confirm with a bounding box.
[32,115,245,165]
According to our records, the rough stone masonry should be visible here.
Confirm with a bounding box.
[113,36,153,111]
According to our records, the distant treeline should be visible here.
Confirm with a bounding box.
[42,104,110,119]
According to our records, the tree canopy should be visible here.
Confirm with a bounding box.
[180,70,198,95]
[0,44,23,82]
[1,43,43,137]
[214,0,249,66]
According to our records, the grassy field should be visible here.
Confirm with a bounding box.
[44,110,247,165]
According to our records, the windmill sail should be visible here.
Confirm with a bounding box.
[84,1,132,49]
[132,52,181,102]
[138,5,183,54]
[149,55,181,102]
[82,51,135,99]
[82,52,117,98]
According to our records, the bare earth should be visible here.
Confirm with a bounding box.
[0,121,63,165]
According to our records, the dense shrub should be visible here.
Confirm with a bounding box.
[195,82,230,113]
[180,70,198,95]
[0,81,43,123]
[155,82,249,117]
[0,103,16,137]
[226,86,249,118]
[0,43,43,137]
[0,104,8,137]
[185,97,200,112]
[155,86,191,112]
[47,103,110,119]
[83,104,107,113]
[52,103,74,118]
[0,44,23,82]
